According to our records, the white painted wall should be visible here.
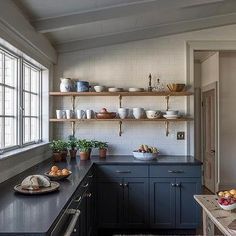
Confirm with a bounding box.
[219,52,236,188]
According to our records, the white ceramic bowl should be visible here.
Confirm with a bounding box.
[133,151,158,161]
[166,110,178,115]
[94,85,105,92]
[218,202,236,211]
[128,88,144,92]
[108,87,122,92]
[145,110,161,119]
[118,108,129,119]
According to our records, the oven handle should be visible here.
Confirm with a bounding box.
[64,209,81,236]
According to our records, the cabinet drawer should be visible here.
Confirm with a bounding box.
[96,165,148,178]
[150,165,201,178]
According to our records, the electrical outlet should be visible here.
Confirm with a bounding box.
[177,132,185,140]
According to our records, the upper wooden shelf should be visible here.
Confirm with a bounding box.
[49,91,193,96]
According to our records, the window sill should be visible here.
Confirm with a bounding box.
[0,142,50,161]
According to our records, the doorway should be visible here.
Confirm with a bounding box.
[202,83,217,193]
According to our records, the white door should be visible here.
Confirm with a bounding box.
[202,87,216,193]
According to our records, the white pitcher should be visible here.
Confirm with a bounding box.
[60,78,73,92]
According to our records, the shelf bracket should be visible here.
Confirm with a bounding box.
[119,95,122,108]
[71,96,76,112]
[71,121,76,137]
[165,121,169,137]
[119,120,122,136]
[165,95,170,111]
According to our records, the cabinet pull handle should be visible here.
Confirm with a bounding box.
[88,175,94,178]
[176,183,181,187]
[74,196,82,203]
[64,209,81,236]
[168,170,184,173]
[119,183,123,187]
[86,193,92,198]
[116,170,131,173]
[82,183,89,188]
[171,183,176,187]
[124,183,129,187]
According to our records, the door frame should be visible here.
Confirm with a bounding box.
[201,82,218,192]
[186,41,236,190]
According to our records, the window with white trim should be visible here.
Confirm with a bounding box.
[0,46,43,154]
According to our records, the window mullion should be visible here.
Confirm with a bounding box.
[19,57,23,147]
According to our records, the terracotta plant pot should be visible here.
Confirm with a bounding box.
[52,152,62,162]
[79,151,90,161]
[99,148,107,158]
[69,149,77,159]
[61,150,68,161]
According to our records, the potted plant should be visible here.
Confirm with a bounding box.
[97,141,108,158]
[49,140,67,162]
[67,136,78,159]
[77,139,93,160]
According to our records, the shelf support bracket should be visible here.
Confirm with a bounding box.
[119,120,122,136]
[71,96,76,112]
[165,121,169,137]
[119,95,122,108]
[71,121,76,137]
[165,95,170,111]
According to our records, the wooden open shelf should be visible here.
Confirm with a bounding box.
[49,117,194,122]
[49,91,193,96]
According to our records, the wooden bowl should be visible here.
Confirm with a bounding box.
[96,112,117,119]
[167,83,186,92]
[44,171,72,181]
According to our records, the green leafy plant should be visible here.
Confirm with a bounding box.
[96,141,108,150]
[67,136,78,150]
[50,140,67,153]
[77,139,93,152]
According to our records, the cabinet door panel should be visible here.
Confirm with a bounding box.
[97,178,123,228]
[123,178,148,227]
[150,178,175,228]
[175,178,201,228]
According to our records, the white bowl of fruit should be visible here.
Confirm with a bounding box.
[217,189,236,211]
[133,144,159,161]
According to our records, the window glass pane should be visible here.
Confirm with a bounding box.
[24,65,30,91]
[0,85,3,115]
[31,94,38,116]
[31,69,39,93]
[4,117,16,147]
[0,52,2,83]
[31,118,39,141]
[24,92,30,116]
[23,117,30,143]
[5,87,15,116]
[5,55,16,87]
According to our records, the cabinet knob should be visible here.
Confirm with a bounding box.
[73,228,77,232]
[171,183,176,187]
[124,183,128,187]
[176,183,181,187]
[119,183,123,187]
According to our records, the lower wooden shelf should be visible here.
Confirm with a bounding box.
[50,117,193,137]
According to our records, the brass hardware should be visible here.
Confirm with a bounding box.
[119,120,122,136]
[119,95,122,108]
[165,121,169,136]
[165,95,170,111]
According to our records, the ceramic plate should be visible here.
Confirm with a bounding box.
[44,171,72,181]
[163,115,180,119]
[14,181,60,195]
[128,88,144,92]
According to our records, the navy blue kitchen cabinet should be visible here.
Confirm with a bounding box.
[96,165,149,228]
[150,165,201,229]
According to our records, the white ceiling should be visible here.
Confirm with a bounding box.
[12,0,236,52]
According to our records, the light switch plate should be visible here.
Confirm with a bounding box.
[177,132,185,140]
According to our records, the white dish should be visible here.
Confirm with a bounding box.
[108,87,122,92]
[218,202,236,211]
[133,151,158,161]
[166,110,178,115]
[94,85,105,92]
[163,114,180,119]
[146,110,161,119]
[128,88,144,92]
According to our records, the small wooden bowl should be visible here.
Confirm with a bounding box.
[44,171,72,181]
[167,83,186,92]
[96,112,117,119]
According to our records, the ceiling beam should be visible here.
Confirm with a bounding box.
[33,0,224,33]
[56,12,236,53]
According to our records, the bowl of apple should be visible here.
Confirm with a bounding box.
[217,189,236,210]
[133,144,159,161]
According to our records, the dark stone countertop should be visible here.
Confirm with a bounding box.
[0,155,201,235]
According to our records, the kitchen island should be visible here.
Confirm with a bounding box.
[195,195,236,236]
[0,155,202,235]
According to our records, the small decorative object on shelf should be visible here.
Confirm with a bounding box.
[77,139,93,160]
[60,78,74,92]
[76,81,90,92]
[147,73,153,92]
[154,77,165,92]
[50,140,68,162]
